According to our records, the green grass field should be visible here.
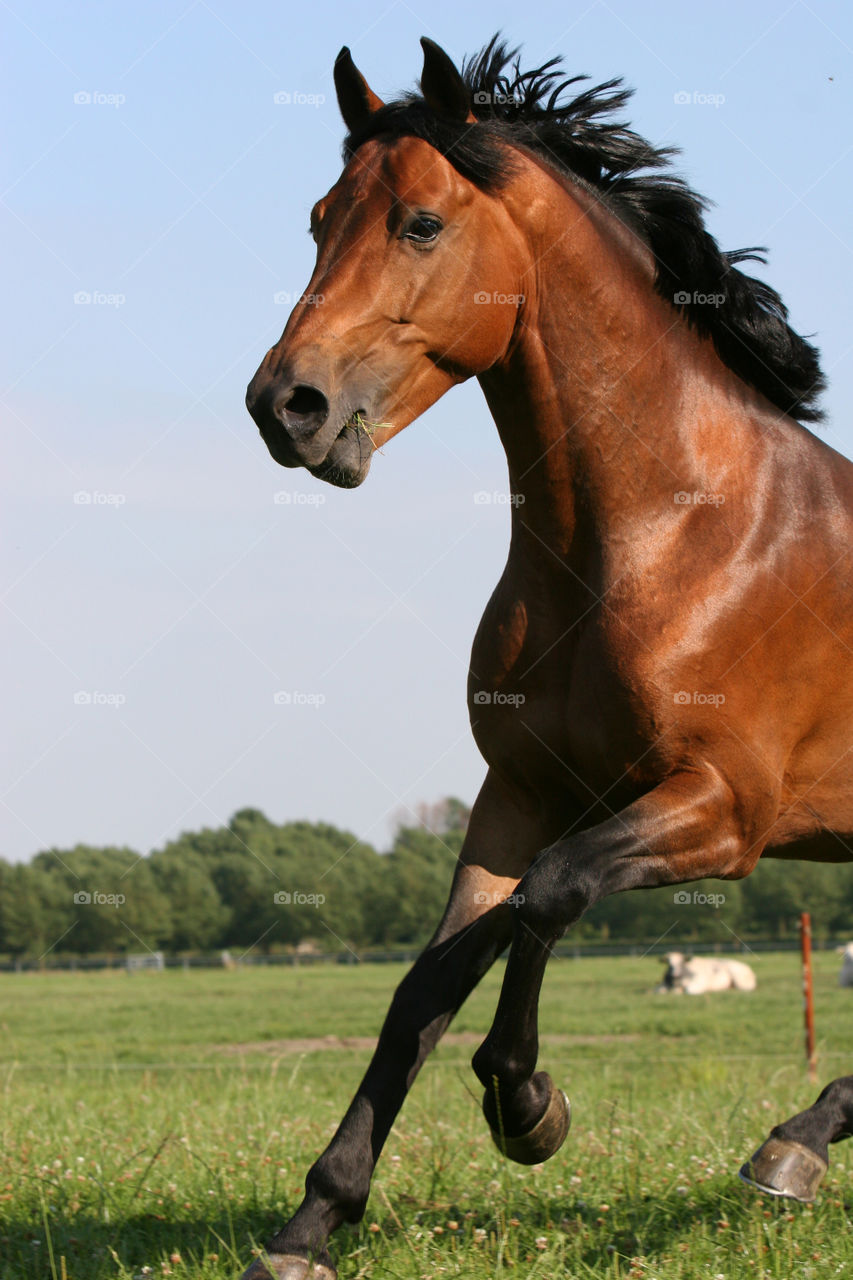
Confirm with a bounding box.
[2,952,851,1279]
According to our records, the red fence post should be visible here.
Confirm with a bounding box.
[800,911,817,1083]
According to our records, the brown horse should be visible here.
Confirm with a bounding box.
[243,37,853,1280]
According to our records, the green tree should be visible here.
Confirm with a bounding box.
[370,825,460,947]
[148,851,228,950]
[1,861,70,961]
[32,846,167,955]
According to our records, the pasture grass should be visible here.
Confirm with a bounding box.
[2,952,852,1278]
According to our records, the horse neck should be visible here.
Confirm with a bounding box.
[478,171,752,559]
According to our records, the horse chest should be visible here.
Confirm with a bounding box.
[468,596,640,810]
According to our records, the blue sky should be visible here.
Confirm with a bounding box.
[3,0,852,862]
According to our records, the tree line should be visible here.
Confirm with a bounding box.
[1,799,851,960]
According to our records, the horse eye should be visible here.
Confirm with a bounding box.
[405,215,442,244]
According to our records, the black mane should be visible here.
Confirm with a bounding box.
[343,37,825,424]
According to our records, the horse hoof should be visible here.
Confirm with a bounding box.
[738,1137,828,1203]
[239,1254,337,1280]
[486,1078,571,1165]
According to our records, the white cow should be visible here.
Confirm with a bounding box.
[658,950,757,994]
[838,943,853,987]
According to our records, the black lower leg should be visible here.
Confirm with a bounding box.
[771,1075,853,1160]
[263,915,509,1261]
[471,842,595,1150]
[470,775,746,1167]
[740,1075,853,1202]
[472,922,555,1139]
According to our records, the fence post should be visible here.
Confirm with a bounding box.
[800,912,817,1083]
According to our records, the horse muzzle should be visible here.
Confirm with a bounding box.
[245,372,337,469]
[246,368,379,489]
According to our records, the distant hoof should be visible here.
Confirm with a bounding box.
[239,1254,337,1280]
[486,1076,571,1165]
[739,1137,828,1203]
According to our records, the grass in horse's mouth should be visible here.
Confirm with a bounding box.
[344,411,391,449]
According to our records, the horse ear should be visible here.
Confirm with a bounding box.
[334,46,384,133]
[420,37,476,123]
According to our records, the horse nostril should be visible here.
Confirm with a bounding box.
[279,384,329,424]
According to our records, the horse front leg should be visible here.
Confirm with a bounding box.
[471,769,765,1164]
[238,773,549,1280]
[740,1075,853,1202]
